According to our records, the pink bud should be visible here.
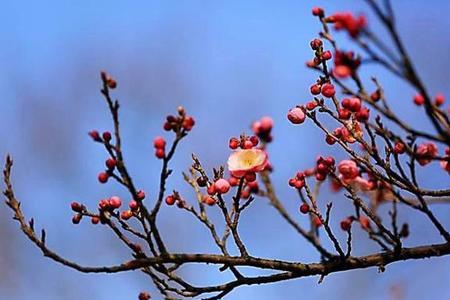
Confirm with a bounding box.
[287,107,306,124]
[214,178,231,194]
[129,200,139,211]
[109,196,122,209]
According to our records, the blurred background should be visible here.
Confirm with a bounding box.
[1,0,449,299]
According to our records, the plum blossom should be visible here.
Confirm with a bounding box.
[227,149,268,177]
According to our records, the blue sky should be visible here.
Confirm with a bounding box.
[1,1,450,299]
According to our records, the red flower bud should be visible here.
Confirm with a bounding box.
[242,140,254,149]
[249,136,259,147]
[247,181,259,193]
[129,200,139,211]
[153,136,166,149]
[310,84,321,95]
[138,292,151,300]
[305,101,318,111]
[370,90,380,102]
[202,195,216,206]
[299,203,310,214]
[355,107,370,122]
[338,108,351,120]
[348,97,361,112]
[413,94,425,106]
[322,50,332,60]
[315,172,326,181]
[435,93,445,106]
[163,122,172,131]
[312,7,324,17]
[182,116,195,131]
[321,83,336,98]
[229,137,240,149]
[102,131,112,142]
[99,199,110,210]
[121,210,133,220]
[155,148,165,159]
[228,176,239,186]
[88,130,101,141]
[105,158,117,170]
[71,202,83,213]
[359,216,370,230]
[136,190,146,201]
[207,184,216,195]
[165,195,176,206]
[313,216,322,227]
[98,172,109,183]
[294,179,305,189]
[107,79,117,89]
[310,38,323,50]
[340,217,353,231]
[296,171,305,180]
[72,214,82,224]
[109,196,122,209]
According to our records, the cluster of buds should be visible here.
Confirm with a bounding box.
[337,160,359,182]
[252,116,274,143]
[121,191,145,220]
[153,136,166,159]
[98,156,118,184]
[70,202,86,224]
[310,80,336,98]
[333,50,361,78]
[87,131,117,183]
[100,71,117,89]
[98,196,122,212]
[288,171,306,190]
[326,12,367,38]
[306,38,333,68]
[338,97,370,122]
[336,160,383,194]
[229,135,259,150]
[165,192,186,208]
[327,121,363,145]
[315,156,335,181]
[163,106,195,133]
[88,130,113,145]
